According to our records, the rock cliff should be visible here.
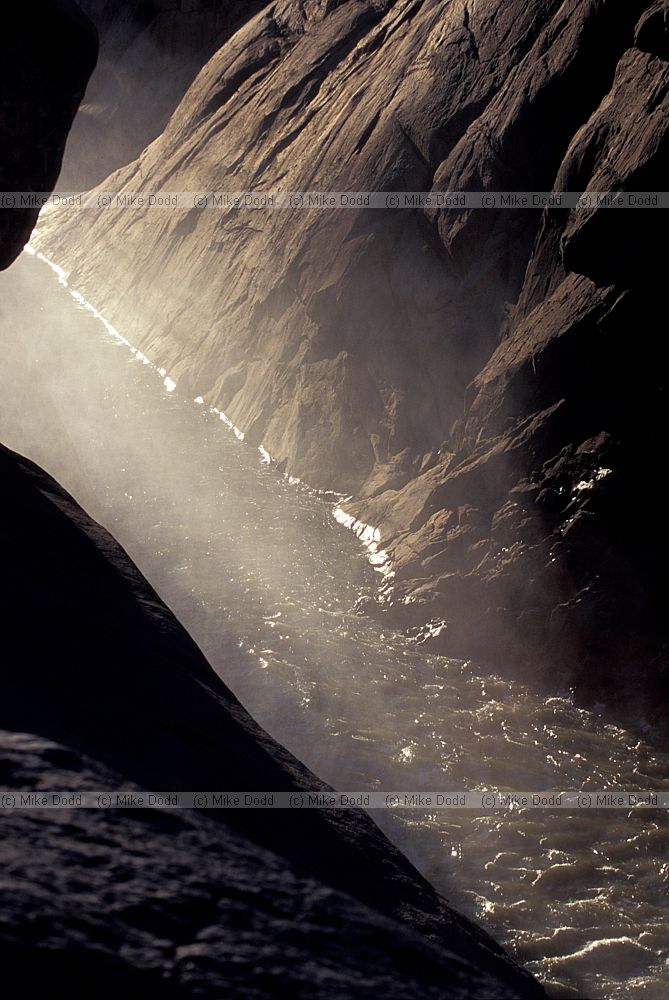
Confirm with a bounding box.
[0,3,546,995]
[36,0,669,728]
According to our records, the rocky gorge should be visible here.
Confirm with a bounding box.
[36,0,669,730]
[0,2,552,997]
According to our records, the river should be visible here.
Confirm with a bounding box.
[1,249,668,999]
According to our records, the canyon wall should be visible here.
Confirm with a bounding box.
[0,4,546,995]
[37,0,669,728]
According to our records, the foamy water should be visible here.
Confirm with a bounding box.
[1,251,668,999]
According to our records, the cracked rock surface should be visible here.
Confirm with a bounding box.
[38,0,669,727]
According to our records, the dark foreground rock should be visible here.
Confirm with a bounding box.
[0,442,545,998]
[37,0,669,729]
[0,730,534,1000]
[0,2,97,267]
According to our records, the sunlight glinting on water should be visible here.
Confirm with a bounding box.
[1,251,668,1000]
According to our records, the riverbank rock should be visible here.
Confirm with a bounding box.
[36,0,669,729]
[0,731,541,999]
[0,442,546,999]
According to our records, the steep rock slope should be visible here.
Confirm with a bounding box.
[36,0,669,724]
[355,24,669,723]
[0,445,545,999]
[40,0,581,488]
[0,4,546,996]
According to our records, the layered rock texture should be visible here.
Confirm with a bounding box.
[1,3,547,995]
[36,0,669,728]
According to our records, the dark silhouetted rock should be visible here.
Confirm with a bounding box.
[0,729,540,999]
[0,2,97,267]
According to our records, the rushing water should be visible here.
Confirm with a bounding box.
[1,250,668,999]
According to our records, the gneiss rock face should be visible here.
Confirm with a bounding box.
[0,443,546,999]
[361,20,669,724]
[0,2,97,268]
[38,0,669,727]
[39,0,577,489]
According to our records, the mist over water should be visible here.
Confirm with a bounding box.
[1,252,669,999]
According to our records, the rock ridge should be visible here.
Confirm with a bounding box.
[36,0,669,724]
